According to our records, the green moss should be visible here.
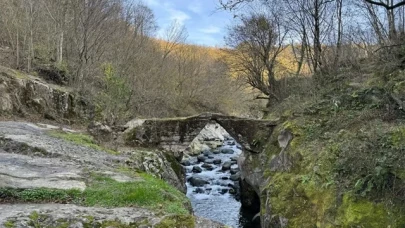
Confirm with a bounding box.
[337,194,393,227]
[155,215,195,228]
[163,152,183,179]
[389,127,405,148]
[49,131,119,155]
[4,220,15,228]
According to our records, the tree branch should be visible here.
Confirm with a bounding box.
[364,0,405,10]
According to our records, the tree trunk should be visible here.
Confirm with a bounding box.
[57,29,63,64]
[16,31,19,69]
[313,0,322,72]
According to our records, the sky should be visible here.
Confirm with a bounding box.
[143,0,234,47]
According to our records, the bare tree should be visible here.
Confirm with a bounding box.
[225,12,287,103]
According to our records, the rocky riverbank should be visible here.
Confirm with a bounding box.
[0,121,225,227]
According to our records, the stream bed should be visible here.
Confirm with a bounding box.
[183,139,260,228]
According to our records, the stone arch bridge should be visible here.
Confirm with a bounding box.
[123,113,277,156]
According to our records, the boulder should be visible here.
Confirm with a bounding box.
[197,155,206,163]
[201,163,213,170]
[188,177,209,187]
[205,159,214,164]
[230,172,241,181]
[203,150,213,157]
[230,168,239,175]
[194,187,205,194]
[213,159,222,165]
[212,150,221,154]
[221,148,234,154]
[188,123,231,155]
[181,160,191,166]
[222,161,232,171]
[192,166,202,173]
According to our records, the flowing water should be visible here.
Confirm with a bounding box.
[183,139,260,228]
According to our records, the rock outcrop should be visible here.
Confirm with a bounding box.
[0,65,93,121]
[0,121,224,228]
[187,123,230,156]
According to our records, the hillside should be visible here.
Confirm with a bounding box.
[241,67,405,227]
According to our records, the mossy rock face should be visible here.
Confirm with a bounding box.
[253,78,405,227]
[337,194,392,227]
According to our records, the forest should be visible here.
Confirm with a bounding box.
[1,0,404,121]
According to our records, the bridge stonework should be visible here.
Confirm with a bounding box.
[123,113,277,155]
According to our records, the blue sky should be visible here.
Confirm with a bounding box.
[143,0,234,47]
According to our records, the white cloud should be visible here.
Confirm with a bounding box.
[199,25,221,34]
[167,8,191,25]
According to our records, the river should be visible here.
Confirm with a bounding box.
[183,139,260,228]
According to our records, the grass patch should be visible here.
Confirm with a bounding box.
[49,131,119,155]
[0,173,190,216]
[4,220,15,228]
[84,173,190,215]
[0,188,82,203]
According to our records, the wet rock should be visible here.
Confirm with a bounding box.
[192,166,203,173]
[231,160,237,165]
[229,188,236,194]
[194,187,205,194]
[220,189,228,194]
[230,172,241,181]
[230,168,239,175]
[181,160,191,166]
[222,161,232,171]
[236,145,242,149]
[221,148,234,154]
[205,159,214,164]
[212,150,221,154]
[197,155,206,163]
[202,150,213,157]
[208,155,215,159]
[227,141,236,146]
[201,163,213,170]
[213,159,222,165]
[221,176,229,180]
[188,177,209,187]
[230,156,238,161]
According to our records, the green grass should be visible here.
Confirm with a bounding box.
[0,188,82,203]
[84,173,190,215]
[0,173,190,215]
[49,131,119,155]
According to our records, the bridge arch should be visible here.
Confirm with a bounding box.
[123,113,276,155]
